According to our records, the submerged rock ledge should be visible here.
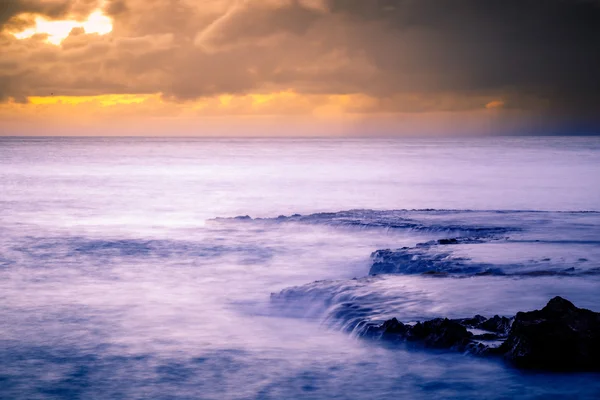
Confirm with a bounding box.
[362,297,600,371]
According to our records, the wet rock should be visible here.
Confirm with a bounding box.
[421,270,449,277]
[438,238,459,245]
[380,318,408,335]
[585,267,600,275]
[479,315,513,334]
[369,247,481,275]
[466,341,494,355]
[369,246,496,276]
[369,317,409,340]
[454,315,487,327]
[498,296,600,371]
[362,318,406,339]
[363,317,472,350]
[519,270,564,277]
[474,268,506,276]
[362,297,600,371]
[407,318,473,350]
[472,333,500,341]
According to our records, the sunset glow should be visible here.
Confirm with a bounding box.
[1,0,598,136]
[12,10,112,45]
[1,2,600,397]
[28,94,153,107]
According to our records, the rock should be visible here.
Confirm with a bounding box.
[454,315,487,327]
[362,297,600,371]
[438,238,459,245]
[362,317,407,339]
[474,268,506,276]
[380,318,409,340]
[472,333,500,340]
[369,246,494,276]
[422,270,449,277]
[479,315,512,334]
[466,341,491,355]
[498,296,600,371]
[364,317,472,350]
[407,318,472,350]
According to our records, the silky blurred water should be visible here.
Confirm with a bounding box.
[1,137,600,399]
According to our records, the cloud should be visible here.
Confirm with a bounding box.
[194,0,326,51]
[486,100,504,110]
[1,0,599,133]
[322,0,600,113]
[1,1,104,30]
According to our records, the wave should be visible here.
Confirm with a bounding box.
[0,236,274,269]
[214,209,600,277]
[212,209,521,235]
[258,209,600,336]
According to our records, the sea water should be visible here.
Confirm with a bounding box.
[1,136,600,399]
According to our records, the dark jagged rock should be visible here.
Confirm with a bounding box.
[472,333,499,341]
[474,268,506,276]
[466,341,491,355]
[454,315,487,327]
[361,297,600,371]
[421,270,449,277]
[407,318,472,350]
[498,296,600,371]
[363,318,401,338]
[366,318,410,340]
[363,317,472,350]
[370,245,599,278]
[438,238,459,245]
[479,315,513,334]
[369,247,487,275]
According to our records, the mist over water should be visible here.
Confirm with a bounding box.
[1,137,600,399]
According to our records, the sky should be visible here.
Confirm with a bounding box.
[1,0,599,136]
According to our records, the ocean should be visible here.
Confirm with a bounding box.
[1,136,600,399]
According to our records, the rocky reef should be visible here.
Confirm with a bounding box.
[362,297,600,371]
[369,243,600,278]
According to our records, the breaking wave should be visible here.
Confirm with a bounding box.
[218,209,600,335]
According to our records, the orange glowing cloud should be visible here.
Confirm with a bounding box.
[485,100,505,110]
[2,92,516,125]
[11,91,370,119]
[1,90,528,137]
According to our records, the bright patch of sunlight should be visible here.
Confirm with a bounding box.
[28,94,154,106]
[12,10,112,45]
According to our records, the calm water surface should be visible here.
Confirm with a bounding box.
[1,137,600,399]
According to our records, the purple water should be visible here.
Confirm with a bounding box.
[1,136,599,399]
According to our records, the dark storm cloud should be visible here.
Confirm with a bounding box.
[191,1,600,116]
[195,0,324,51]
[325,0,600,110]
